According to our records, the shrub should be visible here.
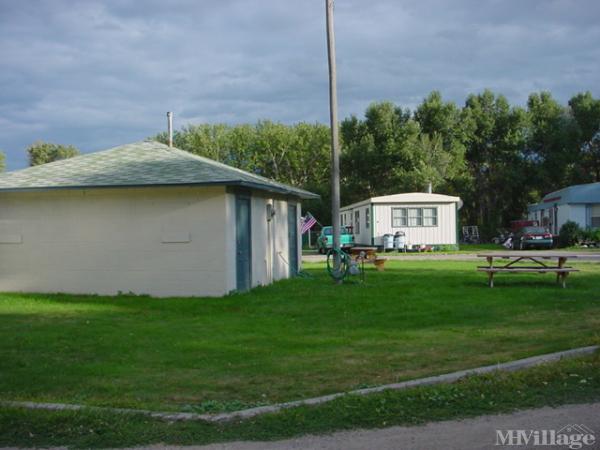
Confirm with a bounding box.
[558,221,582,247]
[580,228,595,242]
[580,227,600,244]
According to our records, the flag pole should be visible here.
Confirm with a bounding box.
[325,0,341,279]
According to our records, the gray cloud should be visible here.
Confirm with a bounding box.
[1,0,599,169]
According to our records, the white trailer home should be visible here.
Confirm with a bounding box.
[527,182,600,234]
[340,193,462,248]
[0,141,318,297]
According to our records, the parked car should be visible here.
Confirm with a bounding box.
[317,226,355,254]
[512,226,553,250]
[510,219,539,232]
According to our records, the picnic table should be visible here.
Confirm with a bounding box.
[477,251,580,288]
[348,246,387,271]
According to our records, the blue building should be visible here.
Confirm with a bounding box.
[528,182,600,234]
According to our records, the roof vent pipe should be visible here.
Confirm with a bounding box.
[167,112,173,147]
[426,182,432,194]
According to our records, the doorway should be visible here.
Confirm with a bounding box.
[288,203,298,276]
[235,196,252,291]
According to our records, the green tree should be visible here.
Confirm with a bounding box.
[341,101,421,204]
[569,92,600,181]
[27,141,80,166]
[0,151,5,172]
[341,98,466,219]
[526,92,579,194]
[413,92,468,194]
[461,90,530,237]
[409,132,465,191]
[581,130,600,181]
[414,91,466,149]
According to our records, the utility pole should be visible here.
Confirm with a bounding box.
[325,0,341,276]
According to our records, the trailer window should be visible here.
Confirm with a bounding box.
[392,208,407,227]
[392,207,438,227]
[592,205,600,228]
[423,207,438,226]
[408,208,422,227]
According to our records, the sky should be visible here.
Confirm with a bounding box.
[1,0,599,170]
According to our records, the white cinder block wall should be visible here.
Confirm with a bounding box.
[0,187,302,297]
[0,186,231,297]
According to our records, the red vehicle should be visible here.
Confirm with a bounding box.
[510,220,539,233]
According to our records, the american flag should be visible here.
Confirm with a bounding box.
[301,212,318,234]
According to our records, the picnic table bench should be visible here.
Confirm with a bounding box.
[477,251,579,288]
[348,246,387,271]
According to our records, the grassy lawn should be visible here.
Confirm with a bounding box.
[455,243,504,252]
[1,260,599,414]
[2,353,600,449]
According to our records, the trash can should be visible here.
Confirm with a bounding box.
[382,233,394,252]
[394,231,406,252]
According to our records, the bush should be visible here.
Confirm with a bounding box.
[580,227,600,244]
[558,221,582,247]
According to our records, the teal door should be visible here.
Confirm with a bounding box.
[236,196,252,291]
[288,203,298,276]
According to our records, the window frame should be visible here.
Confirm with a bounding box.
[591,204,600,228]
[391,207,407,228]
[391,206,439,228]
[423,207,438,227]
[354,210,360,234]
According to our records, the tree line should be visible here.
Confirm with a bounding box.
[17,89,600,238]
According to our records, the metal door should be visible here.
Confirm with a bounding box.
[236,196,252,291]
[288,203,298,276]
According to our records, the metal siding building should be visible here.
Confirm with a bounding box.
[0,141,318,297]
[527,182,600,233]
[340,193,462,247]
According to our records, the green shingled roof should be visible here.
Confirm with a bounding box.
[0,141,319,199]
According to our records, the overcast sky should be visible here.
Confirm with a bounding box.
[1,0,599,170]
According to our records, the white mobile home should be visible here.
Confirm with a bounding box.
[340,193,462,247]
[0,141,318,297]
[527,182,600,234]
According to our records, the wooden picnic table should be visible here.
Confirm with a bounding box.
[476,251,580,288]
[348,246,378,258]
[348,246,386,271]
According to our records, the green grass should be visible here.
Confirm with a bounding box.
[2,352,599,449]
[456,243,505,252]
[1,261,599,414]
